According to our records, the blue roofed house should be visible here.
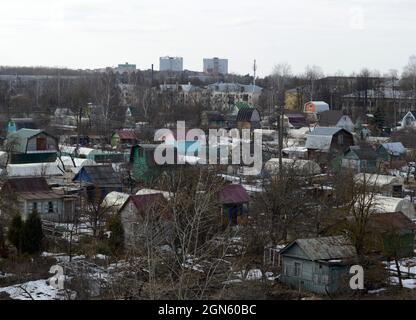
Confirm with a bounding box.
[280,236,357,295]
[376,142,406,162]
[73,165,122,203]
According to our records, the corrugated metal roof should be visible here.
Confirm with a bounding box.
[305,135,333,151]
[282,236,356,261]
[73,165,121,186]
[4,177,50,193]
[381,142,406,156]
[310,127,343,136]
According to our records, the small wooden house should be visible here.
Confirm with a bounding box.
[354,173,404,198]
[376,142,406,162]
[218,184,250,226]
[111,129,138,149]
[305,127,354,162]
[341,146,380,173]
[119,193,172,247]
[0,177,77,222]
[130,144,181,182]
[73,165,122,203]
[366,212,415,259]
[5,129,58,164]
[280,236,357,294]
[236,108,261,131]
[201,111,226,129]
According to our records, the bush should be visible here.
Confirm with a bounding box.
[107,215,124,256]
[7,215,23,252]
[21,210,44,254]
[8,212,44,255]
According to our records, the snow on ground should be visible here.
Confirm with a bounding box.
[368,288,387,294]
[0,279,74,300]
[0,272,14,279]
[385,258,416,289]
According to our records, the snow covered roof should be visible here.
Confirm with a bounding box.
[101,191,130,211]
[136,189,172,200]
[59,145,100,157]
[367,195,416,220]
[59,156,96,173]
[381,142,406,156]
[6,162,65,177]
[287,127,311,139]
[310,127,343,136]
[265,158,321,175]
[354,174,404,188]
[305,135,333,152]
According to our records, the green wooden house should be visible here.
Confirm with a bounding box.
[130,144,179,182]
[5,129,58,164]
[340,146,380,173]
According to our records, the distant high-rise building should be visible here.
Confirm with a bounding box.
[116,62,136,73]
[160,56,183,72]
[203,57,228,75]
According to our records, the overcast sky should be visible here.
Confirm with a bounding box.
[0,0,415,76]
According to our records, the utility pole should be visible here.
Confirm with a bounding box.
[278,105,284,178]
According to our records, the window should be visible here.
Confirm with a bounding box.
[337,134,344,145]
[33,202,38,212]
[48,201,54,213]
[294,262,301,277]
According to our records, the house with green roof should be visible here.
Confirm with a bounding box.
[5,129,58,164]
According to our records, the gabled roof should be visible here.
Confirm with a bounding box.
[367,212,415,233]
[3,177,50,193]
[73,165,121,186]
[305,135,333,152]
[347,146,378,161]
[280,236,356,261]
[319,110,344,126]
[120,193,171,218]
[116,129,137,140]
[218,184,250,204]
[7,129,57,153]
[310,127,343,136]
[380,142,406,156]
[236,108,260,122]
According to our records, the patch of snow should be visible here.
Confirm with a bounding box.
[0,279,74,300]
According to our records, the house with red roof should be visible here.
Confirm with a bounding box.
[119,193,172,247]
[218,184,250,226]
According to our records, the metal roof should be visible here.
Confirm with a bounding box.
[4,177,50,193]
[310,127,343,136]
[218,184,250,204]
[281,236,356,261]
[305,135,333,152]
[73,165,121,186]
[380,142,406,156]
